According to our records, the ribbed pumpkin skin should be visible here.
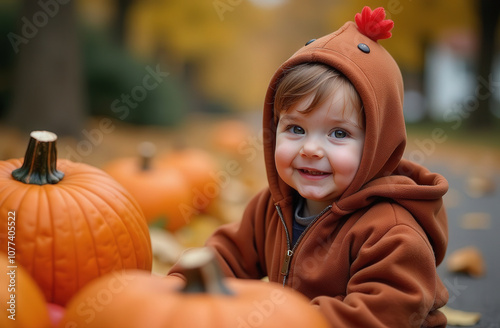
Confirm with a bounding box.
[59,271,330,328]
[0,158,153,306]
[0,253,53,328]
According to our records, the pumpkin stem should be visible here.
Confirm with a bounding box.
[179,247,234,296]
[138,141,156,171]
[12,131,64,185]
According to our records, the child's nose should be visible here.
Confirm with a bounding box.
[300,137,324,158]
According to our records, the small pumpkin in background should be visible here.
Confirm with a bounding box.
[103,142,193,231]
[0,131,152,306]
[158,146,220,214]
[59,247,329,328]
[210,119,253,158]
[208,118,268,209]
[0,253,52,328]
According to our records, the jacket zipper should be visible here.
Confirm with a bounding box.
[276,203,332,287]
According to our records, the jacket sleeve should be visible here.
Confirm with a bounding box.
[311,222,448,328]
[168,189,271,280]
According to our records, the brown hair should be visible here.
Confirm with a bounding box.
[273,63,364,127]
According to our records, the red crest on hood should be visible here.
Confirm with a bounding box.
[355,6,394,41]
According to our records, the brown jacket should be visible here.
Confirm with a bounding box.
[170,13,449,328]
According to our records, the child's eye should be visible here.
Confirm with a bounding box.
[330,129,348,139]
[288,125,305,134]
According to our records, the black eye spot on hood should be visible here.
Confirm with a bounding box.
[357,43,370,53]
[305,39,316,46]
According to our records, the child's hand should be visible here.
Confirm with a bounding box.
[163,274,186,288]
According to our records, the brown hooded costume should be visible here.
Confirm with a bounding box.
[169,7,449,327]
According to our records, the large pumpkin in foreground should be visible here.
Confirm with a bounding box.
[0,253,53,328]
[59,247,329,328]
[0,131,152,306]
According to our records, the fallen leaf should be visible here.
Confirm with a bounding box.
[447,246,486,277]
[174,215,223,248]
[149,228,185,264]
[440,306,481,326]
[152,256,173,276]
[466,172,495,198]
[460,212,491,230]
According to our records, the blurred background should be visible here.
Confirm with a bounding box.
[0,0,499,144]
[0,0,499,324]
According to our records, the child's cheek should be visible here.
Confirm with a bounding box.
[329,147,362,179]
[275,144,290,169]
[275,139,296,175]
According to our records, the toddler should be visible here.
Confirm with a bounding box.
[169,6,449,327]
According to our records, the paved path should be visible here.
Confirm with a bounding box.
[428,162,500,327]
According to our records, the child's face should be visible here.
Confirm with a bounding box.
[275,89,365,213]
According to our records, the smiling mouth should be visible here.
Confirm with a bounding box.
[299,169,331,176]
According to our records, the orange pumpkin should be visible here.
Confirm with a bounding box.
[0,131,152,306]
[0,253,53,328]
[158,147,220,214]
[59,247,329,328]
[211,119,253,157]
[103,142,193,231]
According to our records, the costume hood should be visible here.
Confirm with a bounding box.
[262,7,448,263]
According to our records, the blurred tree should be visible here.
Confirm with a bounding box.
[116,0,133,46]
[126,0,240,112]
[469,0,500,128]
[119,0,497,120]
[0,2,19,119]
[329,0,477,118]
[73,0,189,126]
[125,0,344,112]
[6,0,85,137]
